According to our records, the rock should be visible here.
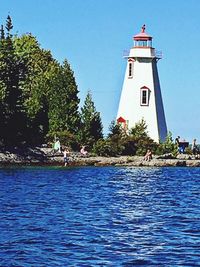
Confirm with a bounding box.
[176,154,194,160]
[157,153,176,159]
[1,147,200,167]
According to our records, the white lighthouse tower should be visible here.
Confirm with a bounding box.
[117,25,167,142]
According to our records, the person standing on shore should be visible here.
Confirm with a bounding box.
[175,136,182,153]
[63,147,70,166]
[192,139,197,155]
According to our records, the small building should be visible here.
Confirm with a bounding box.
[117,25,167,142]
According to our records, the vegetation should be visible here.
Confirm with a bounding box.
[0,16,178,157]
[0,16,81,147]
[79,91,103,149]
[93,119,158,156]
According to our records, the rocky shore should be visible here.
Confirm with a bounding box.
[1,147,200,167]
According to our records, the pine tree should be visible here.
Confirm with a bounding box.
[80,91,103,148]
[5,15,13,38]
[62,59,80,133]
[129,119,156,155]
[0,17,82,147]
[0,25,5,39]
[108,120,123,138]
[0,16,28,145]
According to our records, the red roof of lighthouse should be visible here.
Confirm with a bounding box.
[117,116,126,123]
[133,25,152,41]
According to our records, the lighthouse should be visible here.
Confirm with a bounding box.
[117,25,167,142]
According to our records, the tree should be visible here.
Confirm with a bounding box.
[45,59,80,146]
[0,25,5,39]
[13,34,54,144]
[60,59,80,133]
[0,17,28,146]
[80,91,103,148]
[108,120,123,138]
[5,15,13,36]
[129,119,157,155]
[156,131,178,156]
[129,118,148,139]
[0,16,84,148]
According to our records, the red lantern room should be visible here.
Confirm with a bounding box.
[133,24,152,48]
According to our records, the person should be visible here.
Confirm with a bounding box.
[144,149,152,161]
[175,136,180,146]
[54,138,61,153]
[175,136,183,153]
[80,145,88,156]
[63,147,70,166]
[192,139,197,155]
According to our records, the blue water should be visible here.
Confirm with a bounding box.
[0,167,200,266]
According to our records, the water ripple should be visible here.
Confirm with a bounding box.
[0,166,200,266]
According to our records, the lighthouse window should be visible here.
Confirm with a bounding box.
[128,62,133,77]
[138,40,147,47]
[142,91,147,104]
[140,88,149,106]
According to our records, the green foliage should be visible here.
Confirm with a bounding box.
[184,146,192,155]
[108,120,122,137]
[0,19,29,145]
[93,138,124,157]
[156,131,178,156]
[0,25,5,39]
[129,118,148,139]
[46,130,80,151]
[60,60,80,133]
[79,91,103,149]
[5,15,13,36]
[93,119,157,157]
[129,119,157,156]
[0,16,81,147]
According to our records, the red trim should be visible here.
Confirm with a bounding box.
[141,86,150,90]
[117,116,126,123]
[134,36,152,41]
[128,58,135,62]
[133,25,152,41]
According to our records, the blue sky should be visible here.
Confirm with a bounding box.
[1,0,200,142]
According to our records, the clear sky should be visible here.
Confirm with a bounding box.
[1,0,200,142]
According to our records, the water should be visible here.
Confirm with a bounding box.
[0,166,200,266]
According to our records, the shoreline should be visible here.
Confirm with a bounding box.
[1,147,200,167]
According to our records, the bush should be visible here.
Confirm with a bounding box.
[121,139,136,155]
[92,138,124,156]
[46,130,80,151]
[156,132,178,156]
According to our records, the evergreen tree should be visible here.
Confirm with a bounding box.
[0,17,81,147]
[0,17,28,145]
[129,119,157,155]
[156,131,177,156]
[80,91,103,148]
[61,59,80,133]
[5,15,13,38]
[129,118,148,139]
[46,59,80,139]
[14,34,55,144]
[0,25,5,39]
[108,120,122,138]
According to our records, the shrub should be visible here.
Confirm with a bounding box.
[46,130,80,151]
[92,138,124,156]
[156,132,178,156]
